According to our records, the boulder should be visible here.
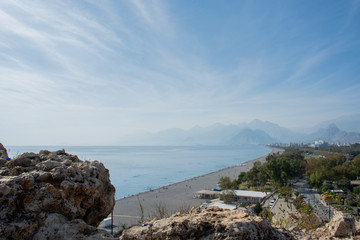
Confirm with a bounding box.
[0,144,116,239]
[119,206,294,240]
[328,212,355,237]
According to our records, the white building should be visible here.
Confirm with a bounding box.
[221,190,268,204]
[203,201,237,210]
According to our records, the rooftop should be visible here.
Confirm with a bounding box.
[222,190,268,198]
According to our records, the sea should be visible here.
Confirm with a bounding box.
[7,145,270,199]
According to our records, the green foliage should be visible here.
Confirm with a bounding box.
[260,207,273,222]
[253,202,262,215]
[334,164,356,180]
[279,186,292,201]
[336,178,351,191]
[237,172,247,184]
[279,143,360,160]
[302,204,313,215]
[246,161,269,187]
[308,170,324,189]
[353,186,360,194]
[305,152,358,188]
[220,190,236,204]
[218,176,238,190]
[266,151,304,186]
[237,150,306,188]
[351,154,360,168]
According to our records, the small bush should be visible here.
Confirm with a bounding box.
[253,202,262,215]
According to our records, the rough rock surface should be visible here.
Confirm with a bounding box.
[292,211,359,240]
[330,212,356,237]
[0,143,8,160]
[119,206,294,240]
[0,145,116,240]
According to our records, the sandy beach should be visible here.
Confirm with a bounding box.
[112,147,283,228]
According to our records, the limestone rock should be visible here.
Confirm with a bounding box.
[296,211,359,239]
[119,206,294,240]
[0,143,8,160]
[328,212,355,237]
[0,145,116,240]
[33,213,114,240]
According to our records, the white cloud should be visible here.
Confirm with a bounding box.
[0,1,359,144]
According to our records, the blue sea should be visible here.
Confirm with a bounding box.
[7,145,270,199]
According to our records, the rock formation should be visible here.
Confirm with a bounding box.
[299,211,358,239]
[0,145,116,239]
[0,143,8,160]
[119,206,294,240]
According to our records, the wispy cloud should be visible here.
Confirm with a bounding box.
[0,0,359,144]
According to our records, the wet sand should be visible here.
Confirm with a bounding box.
[112,147,283,227]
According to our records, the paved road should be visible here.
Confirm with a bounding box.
[291,179,333,222]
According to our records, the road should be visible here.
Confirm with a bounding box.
[291,178,334,222]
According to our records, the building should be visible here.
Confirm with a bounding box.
[351,180,360,187]
[203,201,237,210]
[221,190,268,204]
[194,190,219,199]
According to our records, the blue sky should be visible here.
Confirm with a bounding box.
[0,0,359,145]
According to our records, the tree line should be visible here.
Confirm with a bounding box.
[218,151,305,190]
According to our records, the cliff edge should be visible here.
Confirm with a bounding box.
[119,206,294,240]
[0,145,116,239]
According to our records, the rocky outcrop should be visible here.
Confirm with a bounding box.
[292,211,359,239]
[0,146,116,240]
[0,143,8,160]
[119,206,294,240]
[329,212,356,237]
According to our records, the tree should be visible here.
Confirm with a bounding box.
[237,172,247,184]
[246,161,268,187]
[308,170,324,188]
[253,202,262,215]
[218,176,238,190]
[336,178,351,192]
[352,154,360,168]
[353,186,360,194]
[220,190,236,204]
[266,156,291,186]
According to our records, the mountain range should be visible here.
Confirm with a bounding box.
[117,114,360,146]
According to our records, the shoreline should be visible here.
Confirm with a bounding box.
[116,147,282,201]
[112,147,284,227]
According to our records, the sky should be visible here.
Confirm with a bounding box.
[0,0,359,145]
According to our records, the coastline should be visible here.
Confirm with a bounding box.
[112,147,284,227]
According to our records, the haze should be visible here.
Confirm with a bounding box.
[1,0,359,145]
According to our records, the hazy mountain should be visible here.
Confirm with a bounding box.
[116,116,360,145]
[247,119,304,142]
[183,124,241,145]
[314,114,360,133]
[117,121,284,145]
[294,114,360,133]
[309,124,360,143]
[228,128,275,145]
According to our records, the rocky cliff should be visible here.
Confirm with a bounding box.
[119,206,360,240]
[0,145,116,239]
[119,206,294,240]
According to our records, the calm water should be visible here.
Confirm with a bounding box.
[7,145,270,199]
